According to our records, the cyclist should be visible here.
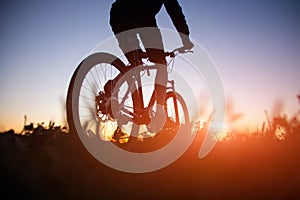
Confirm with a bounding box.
[109,0,194,134]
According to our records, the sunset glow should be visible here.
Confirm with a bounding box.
[1,2,300,199]
[0,1,299,137]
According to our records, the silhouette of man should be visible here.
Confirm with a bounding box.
[109,0,193,132]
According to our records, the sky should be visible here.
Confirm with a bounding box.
[0,0,300,132]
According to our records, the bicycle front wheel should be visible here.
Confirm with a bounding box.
[67,52,126,142]
[164,91,190,130]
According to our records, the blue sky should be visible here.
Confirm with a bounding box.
[0,0,300,132]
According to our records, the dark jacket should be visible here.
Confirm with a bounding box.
[110,0,190,36]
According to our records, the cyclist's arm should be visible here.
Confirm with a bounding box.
[163,0,194,50]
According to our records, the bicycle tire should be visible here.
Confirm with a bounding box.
[165,91,190,127]
[67,52,126,141]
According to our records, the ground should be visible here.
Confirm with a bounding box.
[0,129,300,200]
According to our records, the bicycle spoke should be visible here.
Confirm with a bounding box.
[89,68,101,91]
[81,85,96,95]
[79,95,94,102]
[84,77,97,94]
[95,65,104,89]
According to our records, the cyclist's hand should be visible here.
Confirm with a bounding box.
[174,38,194,53]
[182,38,194,50]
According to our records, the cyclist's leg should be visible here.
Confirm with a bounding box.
[115,30,144,66]
[113,29,151,131]
[138,27,167,106]
[138,27,168,132]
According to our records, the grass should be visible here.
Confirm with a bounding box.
[0,128,300,199]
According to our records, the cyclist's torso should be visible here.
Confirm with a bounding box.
[110,0,190,36]
[111,0,163,18]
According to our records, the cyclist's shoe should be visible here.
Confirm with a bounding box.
[112,127,126,142]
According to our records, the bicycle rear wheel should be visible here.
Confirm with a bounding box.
[67,52,127,142]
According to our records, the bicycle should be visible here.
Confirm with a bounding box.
[67,48,191,147]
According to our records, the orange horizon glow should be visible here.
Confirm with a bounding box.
[2,93,300,136]
[2,106,299,138]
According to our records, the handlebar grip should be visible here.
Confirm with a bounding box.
[165,48,193,58]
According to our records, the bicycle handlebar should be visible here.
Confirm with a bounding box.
[139,47,193,59]
[165,47,194,58]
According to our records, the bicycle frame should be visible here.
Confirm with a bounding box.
[116,55,179,126]
[67,49,190,144]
